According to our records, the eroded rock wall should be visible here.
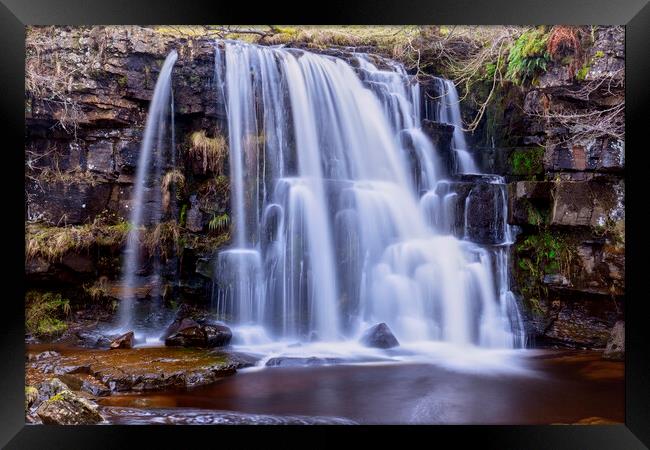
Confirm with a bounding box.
[25,26,229,302]
[472,26,625,348]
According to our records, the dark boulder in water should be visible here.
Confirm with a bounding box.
[163,303,232,348]
[360,323,399,349]
[204,324,234,348]
[109,331,134,349]
[165,320,232,348]
[163,317,201,340]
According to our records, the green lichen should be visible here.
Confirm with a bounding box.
[117,75,128,88]
[47,390,68,404]
[25,386,38,411]
[576,63,590,81]
[594,50,605,58]
[179,204,188,227]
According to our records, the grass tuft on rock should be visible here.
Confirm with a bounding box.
[26,219,131,262]
[189,130,227,174]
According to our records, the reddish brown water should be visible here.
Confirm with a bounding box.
[97,350,623,425]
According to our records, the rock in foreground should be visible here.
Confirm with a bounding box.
[36,389,103,424]
[360,323,399,349]
[110,331,134,349]
[26,346,251,394]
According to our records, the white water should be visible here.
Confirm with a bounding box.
[435,78,479,174]
[116,50,178,335]
[212,42,526,355]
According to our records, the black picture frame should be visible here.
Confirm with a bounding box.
[3,0,648,448]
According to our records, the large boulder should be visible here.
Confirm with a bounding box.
[36,389,103,425]
[602,321,624,361]
[109,331,134,349]
[203,324,234,347]
[164,318,232,348]
[360,323,399,349]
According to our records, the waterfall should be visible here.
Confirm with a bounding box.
[435,78,479,175]
[212,41,524,349]
[117,50,178,334]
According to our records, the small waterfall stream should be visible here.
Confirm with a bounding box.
[211,42,526,352]
[117,50,178,336]
[434,78,479,174]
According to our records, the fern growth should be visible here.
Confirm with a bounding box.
[506,27,550,85]
[208,213,230,233]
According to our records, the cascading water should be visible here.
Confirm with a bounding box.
[117,50,178,336]
[434,78,479,174]
[211,41,525,353]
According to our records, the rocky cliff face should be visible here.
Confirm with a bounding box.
[25,26,229,303]
[470,26,625,348]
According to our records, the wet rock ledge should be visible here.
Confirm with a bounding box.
[26,347,257,424]
[27,347,255,392]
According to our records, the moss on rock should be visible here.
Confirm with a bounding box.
[25,386,39,412]
[25,292,71,338]
[36,389,103,425]
[510,147,545,177]
[514,229,577,316]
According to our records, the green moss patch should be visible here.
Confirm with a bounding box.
[509,147,545,177]
[513,230,576,316]
[26,292,70,338]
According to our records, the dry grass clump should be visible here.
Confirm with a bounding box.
[141,220,182,260]
[547,25,583,77]
[36,167,96,185]
[262,26,420,54]
[26,219,131,262]
[83,276,110,302]
[161,169,186,212]
[188,130,227,174]
[161,169,185,192]
[547,26,582,59]
[150,25,419,56]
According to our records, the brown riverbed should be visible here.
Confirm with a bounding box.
[89,349,623,425]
